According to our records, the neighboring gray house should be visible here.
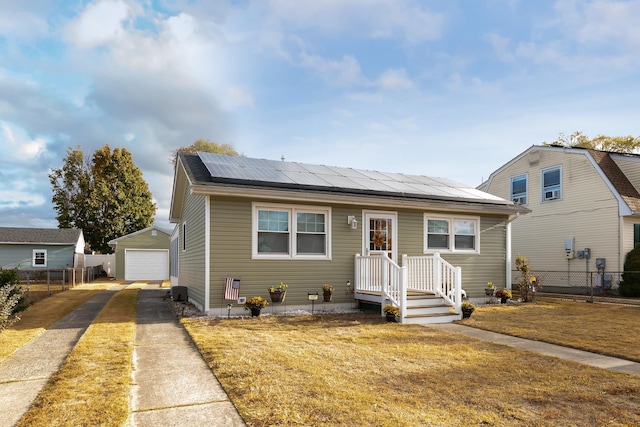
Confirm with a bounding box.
[169,153,526,323]
[0,227,85,270]
[107,225,171,281]
[479,145,640,290]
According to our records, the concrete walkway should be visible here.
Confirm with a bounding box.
[126,286,245,427]
[430,323,640,376]
[0,285,125,427]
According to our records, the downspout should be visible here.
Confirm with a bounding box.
[204,195,211,314]
[505,213,520,291]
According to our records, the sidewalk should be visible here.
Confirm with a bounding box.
[126,285,245,427]
[430,323,640,376]
[0,285,126,427]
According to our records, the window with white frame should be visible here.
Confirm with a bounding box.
[510,174,528,205]
[542,166,562,201]
[33,249,47,267]
[253,203,330,259]
[182,222,187,251]
[424,215,479,253]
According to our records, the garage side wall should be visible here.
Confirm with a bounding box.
[114,229,171,280]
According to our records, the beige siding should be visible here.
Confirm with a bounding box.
[486,148,623,274]
[113,229,170,279]
[178,191,207,309]
[206,198,509,311]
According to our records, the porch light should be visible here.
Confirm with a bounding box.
[347,215,358,229]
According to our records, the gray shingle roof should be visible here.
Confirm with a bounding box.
[589,150,640,213]
[0,228,83,245]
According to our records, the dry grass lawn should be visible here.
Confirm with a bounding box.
[461,299,640,362]
[17,285,140,427]
[182,312,640,427]
[0,282,117,363]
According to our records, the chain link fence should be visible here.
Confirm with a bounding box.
[511,270,633,296]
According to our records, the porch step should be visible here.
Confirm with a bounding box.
[403,312,462,324]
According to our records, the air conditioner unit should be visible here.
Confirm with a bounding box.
[545,189,561,200]
[512,196,526,205]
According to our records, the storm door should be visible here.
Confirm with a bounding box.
[363,211,397,263]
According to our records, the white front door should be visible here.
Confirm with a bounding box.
[363,211,398,263]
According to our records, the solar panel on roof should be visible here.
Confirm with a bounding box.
[195,152,510,205]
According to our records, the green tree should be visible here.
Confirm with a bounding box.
[170,139,241,165]
[545,132,640,154]
[49,145,156,253]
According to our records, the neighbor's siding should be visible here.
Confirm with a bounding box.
[113,229,170,279]
[178,191,207,310]
[485,148,622,274]
[0,244,76,270]
[206,196,509,312]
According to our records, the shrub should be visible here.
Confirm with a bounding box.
[1,268,25,332]
[620,246,640,297]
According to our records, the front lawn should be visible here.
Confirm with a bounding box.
[182,312,640,427]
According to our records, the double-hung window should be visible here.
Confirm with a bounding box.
[425,215,479,253]
[253,203,331,259]
[542,166,562,202]
[33,249,47,267]
[510,174,528,205]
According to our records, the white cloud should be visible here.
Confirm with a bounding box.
[376,68,414,90]
[299,52,362,86]
[65,0,132,48]
[0,190,45,209]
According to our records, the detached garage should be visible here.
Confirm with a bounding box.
[108,226,171,281]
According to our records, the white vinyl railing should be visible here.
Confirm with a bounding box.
[355,252,462,321]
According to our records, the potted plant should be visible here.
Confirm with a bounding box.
[485,281,495,296]
[383,304,400,322]
[461,301,475,318]
[494,289,512,304]
[245,296,269,317]
[322,284,334,302]
[268,282,288,303]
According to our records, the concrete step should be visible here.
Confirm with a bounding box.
[405,304,452,315]
[403,312,462,324]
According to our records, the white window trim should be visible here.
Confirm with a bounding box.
[510,173,528,206]
[252,202,332,260]
[541,165,562,202]
[424,214,480,254]
[33,249,47,267]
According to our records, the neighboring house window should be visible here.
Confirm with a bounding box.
[634,224,640,248]
[542,166,562,201]
[182,222,187,251]
[424,216,479,253]
[33,249,47,267]
[511,174,528,205]
[253,203,331,259]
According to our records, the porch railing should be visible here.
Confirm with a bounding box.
[354,252,462,322]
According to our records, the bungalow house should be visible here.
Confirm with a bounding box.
[107,225,171,281]
[0,227,85,270]
[479,145,640,292]
[169,153,527,323]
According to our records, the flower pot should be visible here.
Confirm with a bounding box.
[269,291,286,303]
[250,308,261,317]
[323,292,333,302]
[500,297,508,304]
[462,310,473,319]
[386,313,396,322]
[485,288,494,296]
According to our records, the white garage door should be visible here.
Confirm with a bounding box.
[125,249,169,281]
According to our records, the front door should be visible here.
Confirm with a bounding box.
[363,211,397,263]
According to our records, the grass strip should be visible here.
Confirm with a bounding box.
[461,299,640,362]
[183,313,640,427]
[17,285,140,427]
[0,282,117,363]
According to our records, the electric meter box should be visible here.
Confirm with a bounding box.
[596,258,606,270]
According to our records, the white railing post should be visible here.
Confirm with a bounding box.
[434,252,442,296]
[400,263,408,323]
[354,254,361,292]
[381,253,389,316]
[455,266,462,313]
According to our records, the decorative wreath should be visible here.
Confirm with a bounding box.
[372,231,386,248]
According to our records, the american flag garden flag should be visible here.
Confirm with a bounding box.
[224,278,240,300]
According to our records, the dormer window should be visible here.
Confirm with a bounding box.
[542,166,562,202]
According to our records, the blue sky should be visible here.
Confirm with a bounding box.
[2,0,640,232]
